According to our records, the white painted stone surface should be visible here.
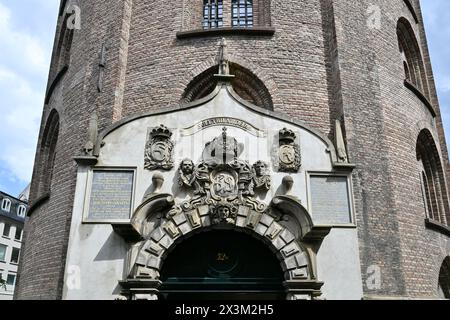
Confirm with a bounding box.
[317,228,364,300]
[63,86,363,300]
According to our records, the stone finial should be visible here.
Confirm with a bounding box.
[83,112,98,156]
[152,173,164,194]
[215,38,235,80]
[335,119,348,163]
[218,38,229,76]
[282,175,294,196]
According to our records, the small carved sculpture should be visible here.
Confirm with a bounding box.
[218,38,230,76]
[211,202,238,225]
[252,161,271,191]
[276,128,301,173]
[203,127,243,165]
[335,119,348,163]
[178,159,206,196]
[144,124,174,171]
[83,112,98,156]
[152,173,164,194]
[282,175,294,196]
[97,44,107,92]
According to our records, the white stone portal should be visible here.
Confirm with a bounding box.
[63,84,363,300]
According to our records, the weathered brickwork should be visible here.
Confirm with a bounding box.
[16,0,450,299]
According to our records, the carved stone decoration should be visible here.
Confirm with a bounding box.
[335,119,348,163]
[203,127,244,165]
[178,159,206,196]
[282,176,294,197]
[144,125,174,171]
[186,210,201,228]
[211,202,238,225]
[211,170,239,199]
[251,161,271,192]
[218,38,230,76]
[276,128,301,173]
[214,38,235,81]
[170,127,271,225]
[97,44,107,92]
[163,221,180,239]
[245,211,262,229]
[83,112,99,156]
[265,222,284,240]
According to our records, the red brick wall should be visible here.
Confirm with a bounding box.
[16,0,450,299]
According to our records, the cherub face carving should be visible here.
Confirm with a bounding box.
[217,206,230,218]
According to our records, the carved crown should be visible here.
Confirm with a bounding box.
[151,124,172,139]
[279,128,296,143]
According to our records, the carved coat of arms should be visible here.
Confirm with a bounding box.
[144,124,174,171]
[174,127,271,225]
[275,128,301,173]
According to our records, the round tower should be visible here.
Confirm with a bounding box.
[15,0,450,300]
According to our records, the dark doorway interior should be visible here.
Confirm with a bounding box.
[159,230,285,300]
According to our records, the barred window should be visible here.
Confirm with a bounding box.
[232,0,253,27]
[203,0,224,29]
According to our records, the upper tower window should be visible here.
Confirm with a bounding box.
[417,129,450,226]
[203,0,224,29]
[397,18,430,98]
[232,0,253,27]
[180,0,272,36]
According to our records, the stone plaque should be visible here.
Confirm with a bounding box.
[88,170,134,221]
[310,175,352,225]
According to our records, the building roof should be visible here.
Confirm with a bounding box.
[18,184,30,203]
[0,190,27,224]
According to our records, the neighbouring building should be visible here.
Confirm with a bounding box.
[15,0,450,300]
[0,189,28,300]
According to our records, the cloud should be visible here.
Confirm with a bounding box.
[0,1,57,193]
[0,2,49,76]
[436,76,450,93]
[0,66,42,182]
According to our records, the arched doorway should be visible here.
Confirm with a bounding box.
[158,230,285,300]
[438,257,450,299]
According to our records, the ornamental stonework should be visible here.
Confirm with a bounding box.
[274,128,301,173]
[144,124,174,171]
[174,127,271,225]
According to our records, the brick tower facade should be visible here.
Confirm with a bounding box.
[15,0,450,299]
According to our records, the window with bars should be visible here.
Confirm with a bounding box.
[203,0,224,29]
[232,0,253,27]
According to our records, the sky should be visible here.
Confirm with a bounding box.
[0,1,449,198]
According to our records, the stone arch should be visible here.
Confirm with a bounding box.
[438,256,450,299]
[397,17,430,98]
[416,129,450,225]
[132,210,312,283]
[182,62,274,110]
[54,12,74,74]
[180,55,279,109]
[36,109,60,195]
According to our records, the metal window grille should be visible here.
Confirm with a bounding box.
[232,0,253,27]
[203,0,224,29]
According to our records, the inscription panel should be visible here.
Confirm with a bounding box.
[87,170,134,221]
[310,175,352,225]
[181,117,267,137]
